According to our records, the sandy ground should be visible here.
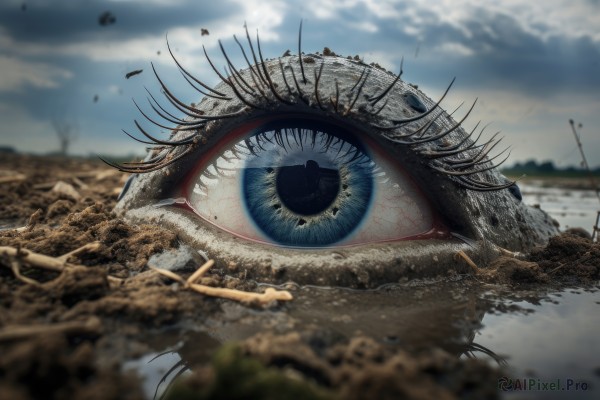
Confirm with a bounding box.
[0,154,598,400]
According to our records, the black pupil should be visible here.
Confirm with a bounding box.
[275,160,340,216]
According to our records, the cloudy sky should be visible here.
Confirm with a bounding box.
[1,0,599,167]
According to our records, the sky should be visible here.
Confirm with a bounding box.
[1,0,599,168]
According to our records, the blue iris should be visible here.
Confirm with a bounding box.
[241,119,374,247]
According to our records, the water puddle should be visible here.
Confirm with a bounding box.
[478,288,599,399]
[124,330,219,399]
[520,183,598,231]
[124,281,599,399]
[0,218,25,232]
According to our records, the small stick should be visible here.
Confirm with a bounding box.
[149,266,186,284]
[26,209,44,231]
[548,264,564,275]
[0,317,102,342]
[32,182,57,190]
[187,259,215,284]
[0,173,26,184]
[57,242,102,262]
[11,260,40,285]
[568,119,600,241]
[496,246,524,259]
[593,211,599,242]
[0,246,65,271]
[107,276,124,285]
[188,283,293,305]
[0,242,102,271]
[569,120,600,203]
[455,250,479,274]
[1,243,122,286]
[150,261,294,305]
[72,176,89,190]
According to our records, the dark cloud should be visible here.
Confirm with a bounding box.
[1,0,599,161]
[450,10,600,97]
[0,0,233,45]
[306,4,600,99]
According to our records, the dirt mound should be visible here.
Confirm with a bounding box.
[530,233,600,280]
[479,233,599,285]
[166,332,500,400]
[0,333,144,400]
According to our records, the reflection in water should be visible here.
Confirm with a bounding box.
[123,351,187,400]
[147,337,507,400]
[125,283,599,400]
[463,343,508,366]
[123,329,220,399]
[478,289,600,400]
[128,280,526,399]
[147,351,189,400]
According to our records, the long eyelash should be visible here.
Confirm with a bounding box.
[195,127,376,194]
[368,58,403,106]
[106,23,512,192]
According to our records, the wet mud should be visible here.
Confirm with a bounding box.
[1,154,598,399]
[477,233,599,286]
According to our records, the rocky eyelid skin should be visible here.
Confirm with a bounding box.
[111,24,559,288]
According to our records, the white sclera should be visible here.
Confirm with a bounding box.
[341,149,433,245]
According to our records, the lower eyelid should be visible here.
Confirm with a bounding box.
[122,201,476,287]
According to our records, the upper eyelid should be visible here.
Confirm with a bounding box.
[104,25,513,193]
[181,115,383,192]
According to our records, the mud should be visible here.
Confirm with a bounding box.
[164,334,499,400]
[476,234,599,286]
[0,154,598,399]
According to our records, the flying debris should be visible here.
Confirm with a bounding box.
[125,69,143,79]
[98,11,116,26]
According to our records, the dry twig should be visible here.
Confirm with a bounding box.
[0,173,26,184]
[150,260,293,306]
[72,176,89,190]
[0,317,102,342]
[0,243,123,286]
[0,246,66,272]
[493,245,526,260]
[568,119,600,241]
[57,242,102,262]
[455,250,479,274]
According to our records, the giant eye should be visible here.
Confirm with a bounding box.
[110,24,559,287]
[176,115,444,247]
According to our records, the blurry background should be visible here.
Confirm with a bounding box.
[0,0,599,168]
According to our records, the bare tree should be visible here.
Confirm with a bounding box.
[51,119,78,156]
